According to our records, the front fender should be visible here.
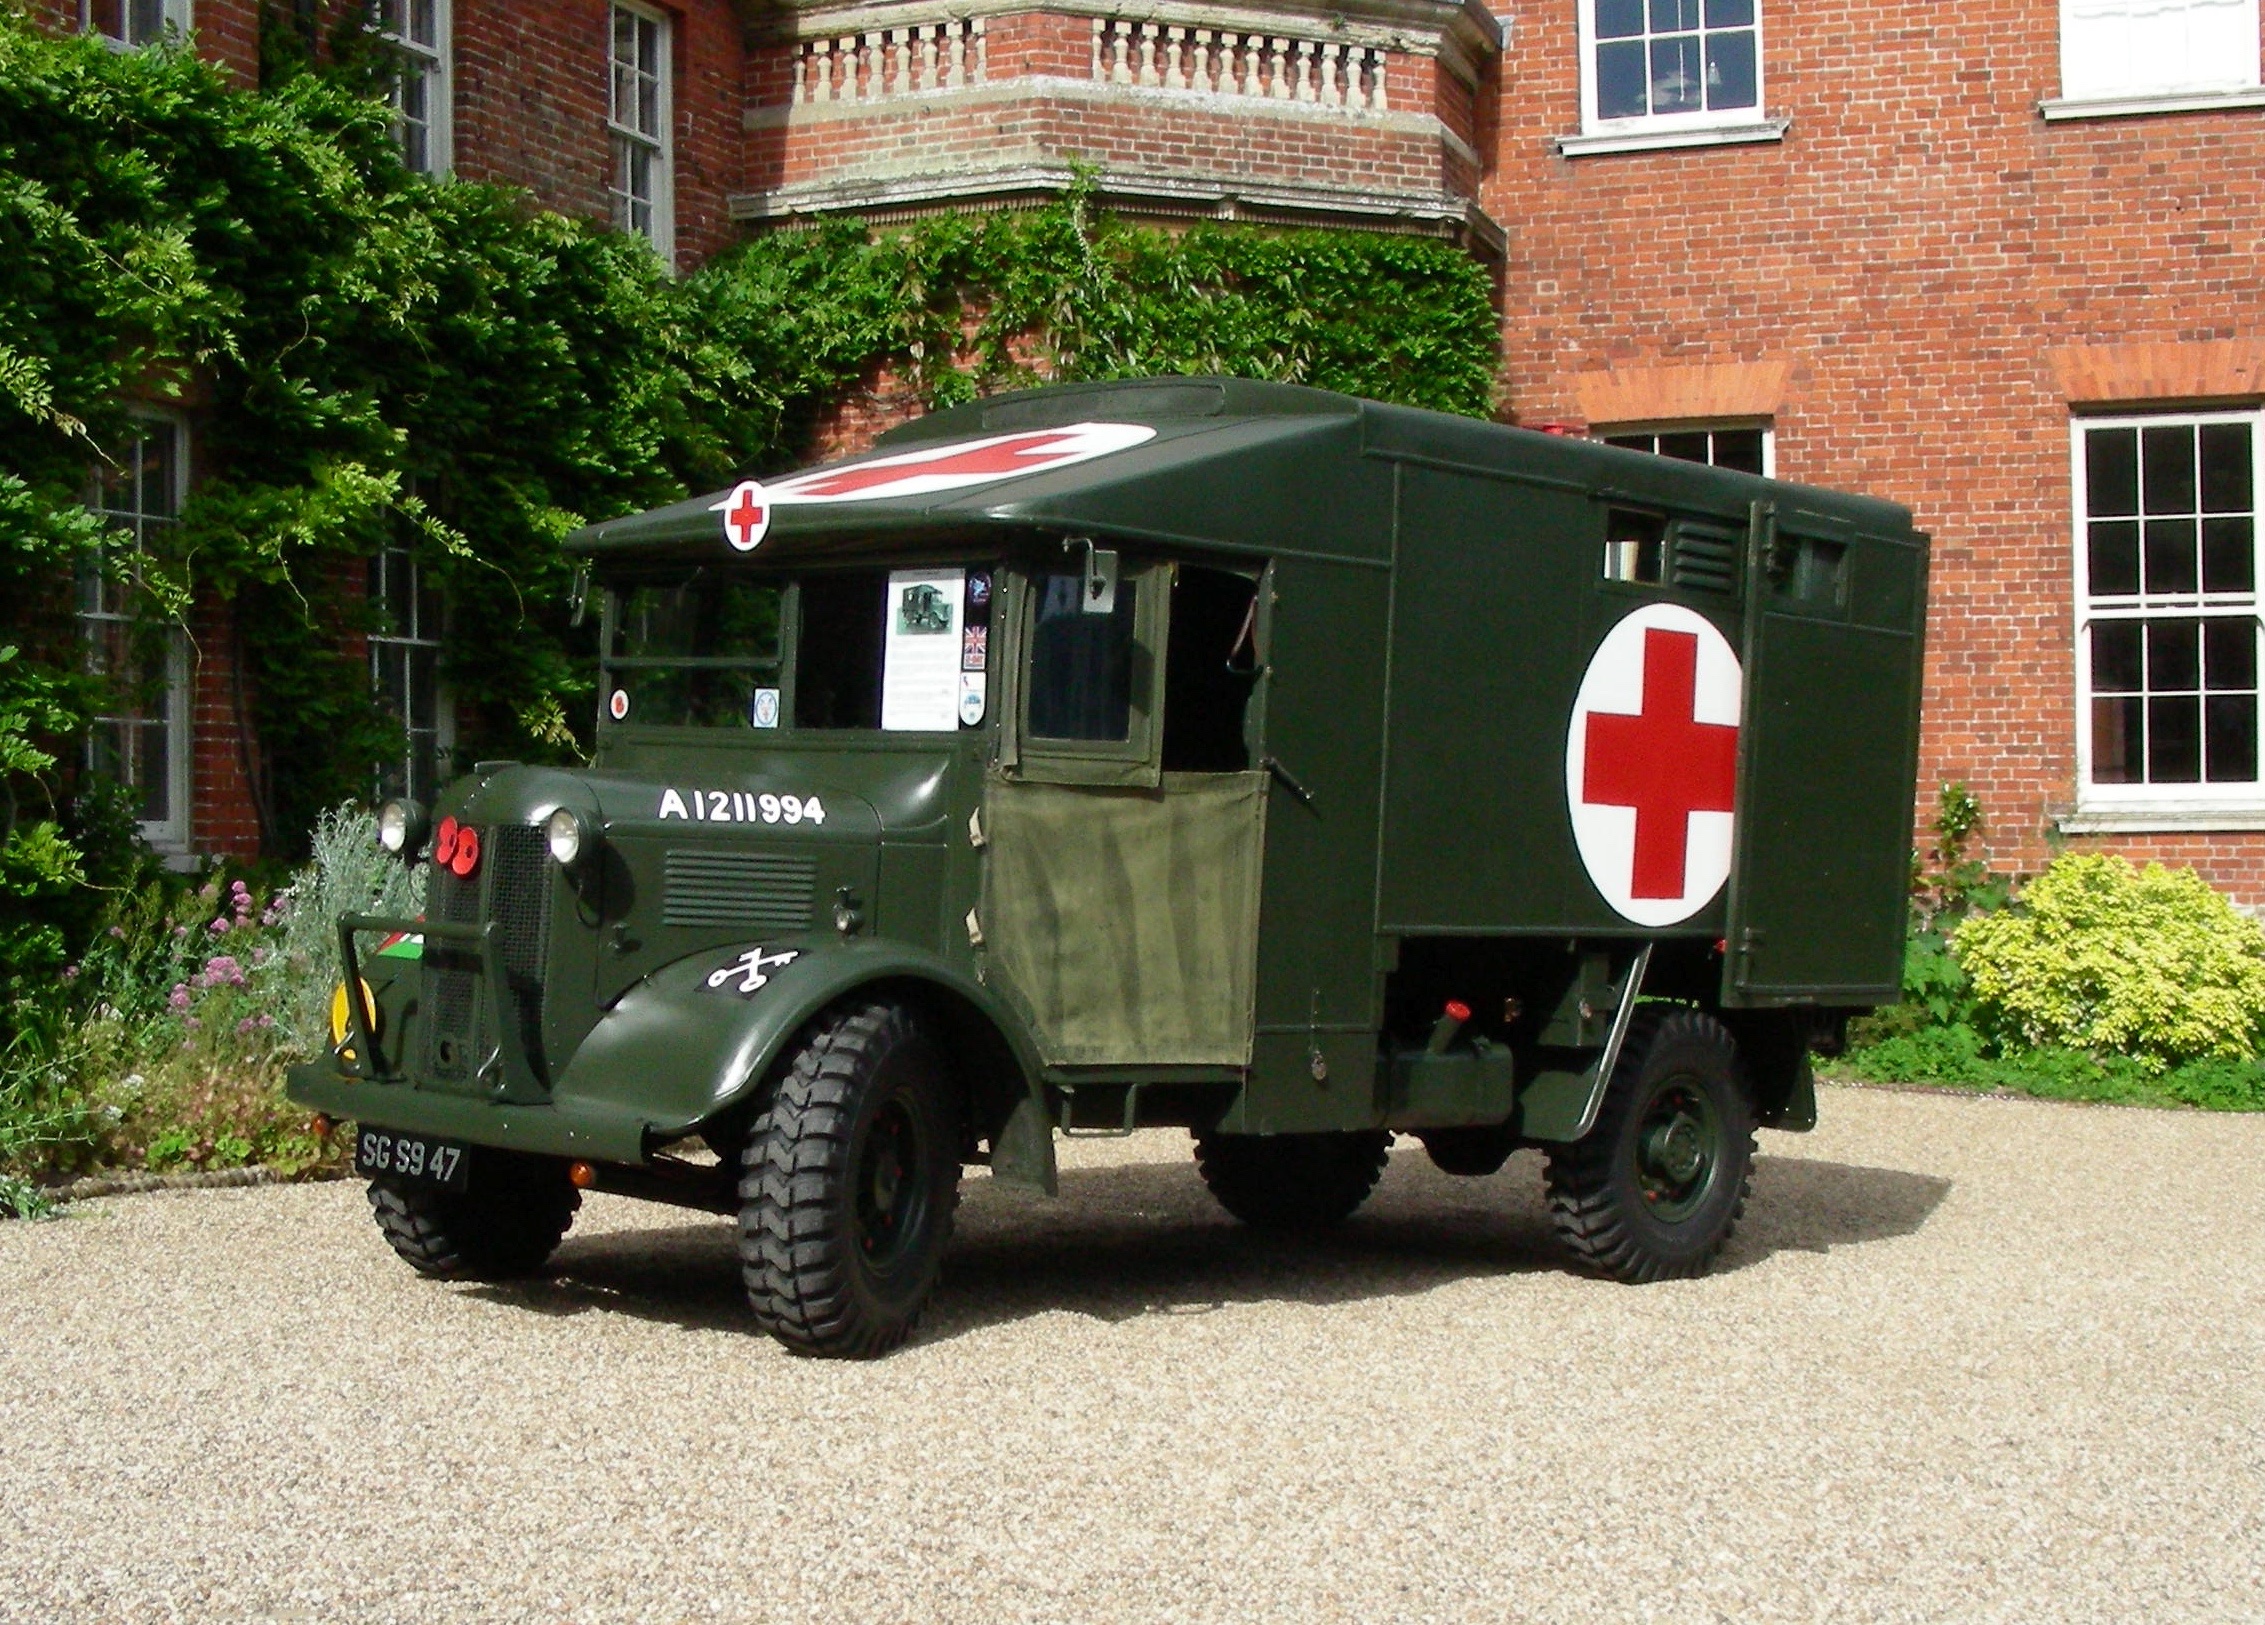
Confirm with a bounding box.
[552,937,1045,1142]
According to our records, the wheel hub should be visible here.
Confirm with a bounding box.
[856,1097,922,1264]
[1634,1083,1718,1220]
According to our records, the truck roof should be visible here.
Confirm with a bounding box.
[563,376,1915,565]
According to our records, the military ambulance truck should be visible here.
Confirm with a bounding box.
[290,377,1928,1357]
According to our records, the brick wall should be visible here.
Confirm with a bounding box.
[185,599,264,860]
[453,0,745,263]
[1487,0,2265,897]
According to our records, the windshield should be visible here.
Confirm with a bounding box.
[601,565,995,731]
[605,572,783,728]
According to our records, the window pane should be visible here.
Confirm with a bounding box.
[2200,423,2253,513]
[1705,30,1757,109]
[410,0,437,47]
[2085,428,2139,518]
[1650,0,1699,31]
[2205,618,2256,690]
[1604,433,1654,453]
[2143,518,2198,594]
[2148,620,2200,692]
[1597,0,1645,37]
[2091,694,2144,782]
[2088,520,2140,595]
[1027,573,1135,741]
[2206,694,2258,782]
[2091,621,2142,692]
[128,0,165,45]
[1597,39,1648,116]
[2202,517,2254,593]
[1711,429,1766,474]
[639,74,660,138]
[1656,431,1710,464]
[1704,0,1753,24]
[2142,423,2197,515]
[1603,508,1667,583]
[134,719,171,821]
[614,578,782,661]
[2147,694,2202,781]
[1650,34,1703,111]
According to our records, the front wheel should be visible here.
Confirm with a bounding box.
[366,1149,580,1279]
[738,1000,961,1358]
[1543,1006,1755,1282]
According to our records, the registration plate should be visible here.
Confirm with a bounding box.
[354,1127,470,1192]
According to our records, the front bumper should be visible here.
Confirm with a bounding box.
[287,1058,655,1164]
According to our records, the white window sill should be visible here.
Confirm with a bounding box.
[2058,805,2265,834]
[2040,86,2265,121]
[1556,117,1789,157]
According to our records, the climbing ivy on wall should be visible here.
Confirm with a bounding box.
[0,6,1498,900]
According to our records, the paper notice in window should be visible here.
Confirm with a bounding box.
[881,568,965,731]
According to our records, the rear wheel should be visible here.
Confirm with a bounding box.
[738,1000,961,1358]
[366,1149,580,1279]
[1193,1130,1389,1229]
[1544,1006,1754,1282]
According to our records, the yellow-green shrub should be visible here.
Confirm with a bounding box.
[1953,854,2265,1069]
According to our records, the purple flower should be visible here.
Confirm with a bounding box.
[207,916,229,935]
[61,964,79,983]
[199,955,245,988]
[183,1016,200,1031]
[168,985,191,1012]
[230,879,250,899]
[173,925,189,940]
[108,924,126,940]
[236,1017,259,1036]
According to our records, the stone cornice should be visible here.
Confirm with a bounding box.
[727,159,1507,254]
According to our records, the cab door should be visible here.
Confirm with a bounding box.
[1721,503,1928,1006]
[979,554,1270,1068]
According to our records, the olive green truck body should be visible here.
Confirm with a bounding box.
[289,378,1928,1346]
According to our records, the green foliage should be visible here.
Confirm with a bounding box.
[1954,853,2265,1069]
[1829,1023,2265,1112]
[273,801,421,1054]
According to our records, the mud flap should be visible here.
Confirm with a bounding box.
[988,1092,1059,1195]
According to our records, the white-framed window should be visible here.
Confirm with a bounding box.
[368,540,451,802]
[79,419,192,853]
[1602,422,1774,477]
[2075,412,2263,811]
[1580,0,1763,134]
[80,0,190,47]
[608,2,673,259]
[2057,0,2261,107]
[372,0,452,174]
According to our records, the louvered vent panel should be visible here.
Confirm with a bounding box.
[664,850,816,930]
[1671,527,1739,594]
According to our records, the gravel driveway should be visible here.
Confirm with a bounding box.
[2,1083,2261,1624]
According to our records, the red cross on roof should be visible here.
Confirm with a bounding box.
[723,481,768,548]
[784,431,1082,498]
[1581,627,1739,900]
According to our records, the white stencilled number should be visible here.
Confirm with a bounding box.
[802,796,825,826]
[433,1145,459,1183]
[758,793,781,823]
[402,1140,426,1177]
[780,795,803,823]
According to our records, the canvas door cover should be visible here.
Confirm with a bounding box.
[982,772,1267,1066]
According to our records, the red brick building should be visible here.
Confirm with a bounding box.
[49,0,2265,900]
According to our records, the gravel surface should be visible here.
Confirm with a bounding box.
[3,1083,2261,1624]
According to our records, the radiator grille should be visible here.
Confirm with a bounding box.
[1671,525,1740,595]
[663,849,816,931]
[420,823,554,1085]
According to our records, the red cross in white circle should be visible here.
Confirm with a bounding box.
[1580,627,1739,900]
[720,479,769,551]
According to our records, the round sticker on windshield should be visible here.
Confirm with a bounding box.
[609,689,631,722]
[751,688,780,729]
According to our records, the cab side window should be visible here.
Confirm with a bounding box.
[1028,571,1136,741]
[1161,566,1259,772]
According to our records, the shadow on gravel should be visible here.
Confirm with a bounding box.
[465,1147,1951,1343]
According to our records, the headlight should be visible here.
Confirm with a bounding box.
[545,806,589,868]
[377,799,428,859]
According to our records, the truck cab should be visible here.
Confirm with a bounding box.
[290,377,1928,1357]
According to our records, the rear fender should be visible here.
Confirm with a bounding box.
[553,939,1049,1171]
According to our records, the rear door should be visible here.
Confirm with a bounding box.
[1722,502,1929,1006]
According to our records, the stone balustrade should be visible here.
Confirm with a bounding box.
[1088,19,1389,112]
[792,19,989,104]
